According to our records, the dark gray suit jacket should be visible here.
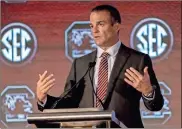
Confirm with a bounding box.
[38,43,164,128]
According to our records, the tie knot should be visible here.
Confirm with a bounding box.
[101,52,110,59]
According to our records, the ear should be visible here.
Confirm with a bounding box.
[113,23,121,32]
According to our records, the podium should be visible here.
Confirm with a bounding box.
[27,108,127,128]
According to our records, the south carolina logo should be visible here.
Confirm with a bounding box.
[65,21,96,61]
[140,81,172,125]
[0,85,35,127]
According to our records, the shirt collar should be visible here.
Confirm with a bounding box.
[97,40,121,58]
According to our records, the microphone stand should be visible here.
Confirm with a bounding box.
[51,62,96,109]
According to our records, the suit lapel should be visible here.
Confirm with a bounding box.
[104,43,130,107]
[84,50,97,107]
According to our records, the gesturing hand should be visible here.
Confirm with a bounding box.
[36,71,55,102]
[124,67,153,95]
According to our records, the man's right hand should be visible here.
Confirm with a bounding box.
[36,71,55,102]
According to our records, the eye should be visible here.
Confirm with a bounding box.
[90,25,93,28]
[99,23,104,27]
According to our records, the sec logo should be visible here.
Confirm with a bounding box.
[130,18,173,62]
[0,22,37,66]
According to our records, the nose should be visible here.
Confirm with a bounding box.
[92,26,99,33]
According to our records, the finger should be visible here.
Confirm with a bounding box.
[40,78,55,90]
[144,67,149,75]
[129,67,143,79]
[40,80,55,94]
[126,69,138,81]
[41,83,55,94]
[37,74,42,84]
[124,78,133,86]
[124,72,136,83]
[39,71,48,81]
[41,74,54,85]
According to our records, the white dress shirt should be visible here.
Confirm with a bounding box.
[93,41,121,107]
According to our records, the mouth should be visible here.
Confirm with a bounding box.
[94,36,100,39]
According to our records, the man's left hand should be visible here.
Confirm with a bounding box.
[124,67,153,96]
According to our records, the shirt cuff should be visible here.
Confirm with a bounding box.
[142,90,155,100]
[38,97,47,107]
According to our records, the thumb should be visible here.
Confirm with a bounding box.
[39,74,41,78]
[144,67,148,75]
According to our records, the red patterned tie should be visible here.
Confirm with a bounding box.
[96,52,110,107]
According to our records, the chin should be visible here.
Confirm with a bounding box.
[96,43,104,47]
[95,41,105,46]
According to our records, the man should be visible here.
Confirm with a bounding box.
[36,5,164,128]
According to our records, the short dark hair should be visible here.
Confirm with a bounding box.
[91,4,121,24]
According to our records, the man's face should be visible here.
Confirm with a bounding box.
[90,10,119,48]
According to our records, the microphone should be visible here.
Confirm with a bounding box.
[89,66,106,110]
[89,62,96,68]
[51,61,96,109]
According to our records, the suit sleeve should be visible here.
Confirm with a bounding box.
[37,59,80,111]
[141,54,164,111]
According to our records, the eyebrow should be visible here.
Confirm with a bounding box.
[90,20,106,26]
[96,21,105,24]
